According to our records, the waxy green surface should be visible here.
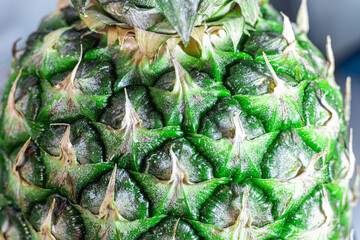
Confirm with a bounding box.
[0,0,355,239]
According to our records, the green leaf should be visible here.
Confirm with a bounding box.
[198,0,230,19]
[81,5,119,31]
[71,0,88,14]
[119,2,165,29]
[234,0,260,25]
[96,1,164,30]
[150,59,230,133]
[208,11,245,51]
[155,0,201,44]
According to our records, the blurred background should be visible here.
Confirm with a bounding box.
[0,0,359,236]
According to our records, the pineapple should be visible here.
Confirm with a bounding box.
[0,0,357,239]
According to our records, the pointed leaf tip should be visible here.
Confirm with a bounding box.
[347,128,356,181]
[242,185,249,207]
[6,68,23,112]
[321,186,334,223]
[233,111,247,143]
[39,198,56,240]
[281,12,296,44]
[169,143,190,184]
[296,0,309,33]
[13,138,32,173]
[235,0,260,26]
[99,164,121,220]
[155,0,201,45]
[345,77,352,124]
[121,88,142,132]
[262,52,280,85]
[326,35,335,76]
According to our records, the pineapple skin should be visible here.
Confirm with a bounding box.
[0,0,355,239]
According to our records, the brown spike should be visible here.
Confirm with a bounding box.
[120,88,142,133]
[13,138,32,176]
[6,69,22,113]
[53,45,83,92]
[171,218,181,240]
[99,165,125,221]
[11,38,22,59]
[39,198,57,240]
[229,185,251,237]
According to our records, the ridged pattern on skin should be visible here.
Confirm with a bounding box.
[0,1,355,239]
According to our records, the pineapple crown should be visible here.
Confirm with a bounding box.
[69,0,261,45]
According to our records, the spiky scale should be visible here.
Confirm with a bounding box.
[132,144,230,219]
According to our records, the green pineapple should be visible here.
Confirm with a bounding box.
[0,0,357,239]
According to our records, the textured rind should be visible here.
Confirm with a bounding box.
[0,1,354,240]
